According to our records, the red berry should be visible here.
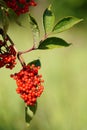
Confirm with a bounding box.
[11,64,44,106]
[0,39,17,69]
[4,0,37,15]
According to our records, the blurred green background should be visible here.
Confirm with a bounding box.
[0,0,87,130]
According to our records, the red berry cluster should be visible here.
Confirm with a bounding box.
[11,64,44,106]
[0,40,16,69]
[4,0,37,15]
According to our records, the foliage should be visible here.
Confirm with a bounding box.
[0,0,83,126]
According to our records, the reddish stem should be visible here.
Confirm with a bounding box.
[6,33,26,67]
[0,28,36,67]
[6,33,36,67]
[18,45,36,55]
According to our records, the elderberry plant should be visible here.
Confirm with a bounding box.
[0,0,83,126]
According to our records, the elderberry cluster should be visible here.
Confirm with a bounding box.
[4,0,37,15]
[11,64,44,106]
[0,39,16,69]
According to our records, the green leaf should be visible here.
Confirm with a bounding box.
[38,37,71,49]
[0,8,9,35]
[25,106,32,126]
[7,8,21,25]
[5,8,23,27]
[52,16,83,33]
[29,14,40,48]
[0,0,7,8]
[29,102,37,115]
[29,59,41,67]
[43,5,55,35]
[25,102,37,126]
